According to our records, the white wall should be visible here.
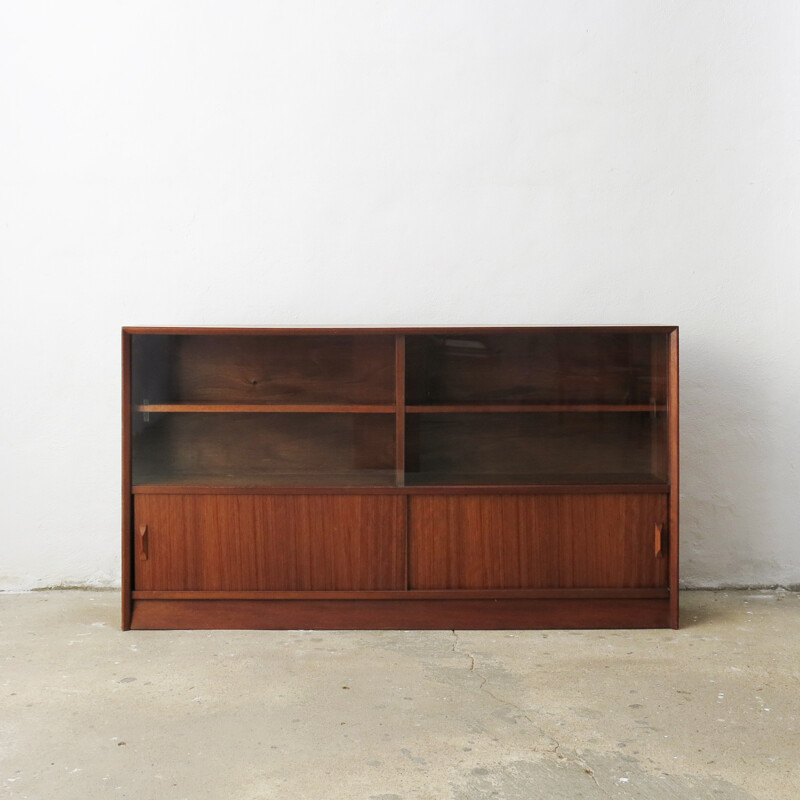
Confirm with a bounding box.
[1,1,798,590]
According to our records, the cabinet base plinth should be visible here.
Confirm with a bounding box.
[130,598,673,630]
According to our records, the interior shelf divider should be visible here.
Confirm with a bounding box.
[136,403,396,413]
[395,334,406,487]
[406,404,666,413]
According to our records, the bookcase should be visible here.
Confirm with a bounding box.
[122,326,678,630]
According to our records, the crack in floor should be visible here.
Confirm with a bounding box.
[450,630,606,796]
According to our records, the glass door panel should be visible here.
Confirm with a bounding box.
[404,330,670,486]
[130,333,398,488]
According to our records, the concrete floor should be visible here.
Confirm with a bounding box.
[1,591,798,800]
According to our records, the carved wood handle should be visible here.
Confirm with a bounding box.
[654,523,665,558]
[137,525,149,561]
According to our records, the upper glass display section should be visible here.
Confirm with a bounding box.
[128,330,673,488]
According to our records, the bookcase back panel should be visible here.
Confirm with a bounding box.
[132,334,396,405]
[406,332,668,406]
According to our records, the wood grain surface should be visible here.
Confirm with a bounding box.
[134,495,405,591]
[669,328,680,628]
[408,494,669,590]
[130,598,671,630]
[173,334,395,404]
[121,331,132,629]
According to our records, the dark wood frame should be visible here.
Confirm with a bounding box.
[122,326,679,630]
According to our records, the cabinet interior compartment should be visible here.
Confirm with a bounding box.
[404,411,668,486]
[133,412,396,487]
[132,333,396,406]
[405,331,668,406]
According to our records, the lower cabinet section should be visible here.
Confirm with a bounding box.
[134,494,406,591]
[130,492,673,629]
[408,494,669,590]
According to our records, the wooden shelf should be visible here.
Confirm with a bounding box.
[407,404,666,413]
[136,403,667,414]
[138,403,665,414]
[132,472,667,493]
[133,588,670,601]
[133,470,398,489]
[403,471,667,488]
[133,483,668,495]
[136,403,396,413]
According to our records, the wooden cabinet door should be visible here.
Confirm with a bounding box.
[134,495,405,591]
[408,494,669,590]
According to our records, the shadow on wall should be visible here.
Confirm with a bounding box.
[679,336,787,588]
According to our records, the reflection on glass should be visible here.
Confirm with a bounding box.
[406,332,668,407]
[404,412,668,486]
[133,413,395,487]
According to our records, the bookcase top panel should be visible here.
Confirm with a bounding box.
[124,325,678,336]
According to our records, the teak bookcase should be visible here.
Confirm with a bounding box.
[122,326,679,630]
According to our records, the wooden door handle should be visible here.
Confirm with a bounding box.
[654,523,665,558]
[137,525,149,561]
